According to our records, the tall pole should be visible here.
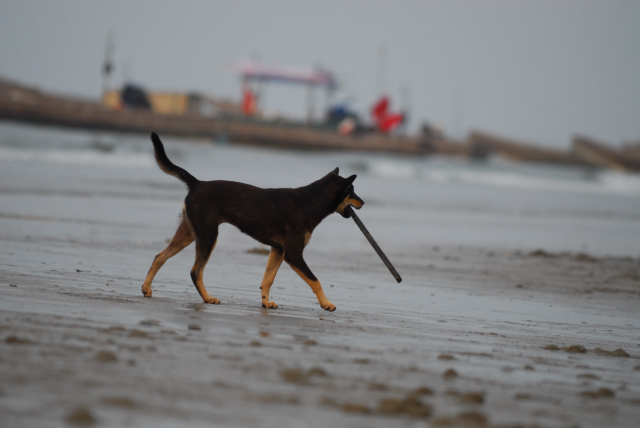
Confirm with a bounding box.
[307,82,316,124]
[102,30,115,102]
[377,45,388,97]
[400,83,411,135]
[452,89,465,139]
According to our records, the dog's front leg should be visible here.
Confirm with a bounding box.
[284,249,336,312]
[260,247,284,309]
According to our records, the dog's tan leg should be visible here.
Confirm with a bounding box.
[260,247,284,309]
[284,249,336,312]
[190,232,220,304]
[142,217,194,298]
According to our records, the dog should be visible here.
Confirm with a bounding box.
[141,133,364,311]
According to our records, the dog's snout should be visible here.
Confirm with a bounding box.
[353,193,364,209]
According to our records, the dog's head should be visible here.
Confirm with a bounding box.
[327,168,364,218]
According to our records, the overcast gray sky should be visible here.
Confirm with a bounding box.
[1,0,638,148]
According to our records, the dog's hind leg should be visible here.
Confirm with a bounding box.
[190,229,220,304]
[142,216,194,297]
[284,247,336,312]
[260,247,284,309]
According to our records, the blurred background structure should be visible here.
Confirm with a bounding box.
[0,0,639,151]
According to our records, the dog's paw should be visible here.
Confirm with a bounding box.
[142,287,152,298]
[262,301,278,309]
[204,297,220,304]
[321,302,336,312]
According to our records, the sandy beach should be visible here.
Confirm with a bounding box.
[1,125,639,427]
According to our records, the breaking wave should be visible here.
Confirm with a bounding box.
[367,159,640,197]
[0,147,154,168]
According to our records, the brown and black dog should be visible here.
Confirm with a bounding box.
[142,133,364,311]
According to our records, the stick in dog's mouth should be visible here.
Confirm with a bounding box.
[345,206,402,283]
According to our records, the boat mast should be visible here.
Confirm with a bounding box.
[377,45,388,97]
[102,31,115,100]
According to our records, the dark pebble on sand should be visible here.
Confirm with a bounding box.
[408,387,434,398]
[377,397,432,418]
[594,347,630,357]
[581,387,615,399]
[432,411,488,427]
[307,366,328,377]
[5,336,30,344]
[341,403,371,414]
[438,354,456,360]
[65,406,96,426]
[246,247,270,255]
[280,367,307,384]
[95,350,117,363]
[577,373,600,380]
[460,392,485,404]
[443,368,458,380]
[563,345,587,353]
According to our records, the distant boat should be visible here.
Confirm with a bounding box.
[573,135,640,173]
[469,131,585,165]
[0,75,454,155]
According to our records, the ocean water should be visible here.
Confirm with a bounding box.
[1,121,639,258]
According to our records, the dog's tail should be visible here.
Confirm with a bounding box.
[150,132,199,188]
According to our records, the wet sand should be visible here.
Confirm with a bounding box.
[1,128,640,427]
[2,227,640,427]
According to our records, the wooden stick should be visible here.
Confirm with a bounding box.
[346,206,402,283]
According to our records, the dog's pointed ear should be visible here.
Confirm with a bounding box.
[324,167,339,179]
[344,175,357,186]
